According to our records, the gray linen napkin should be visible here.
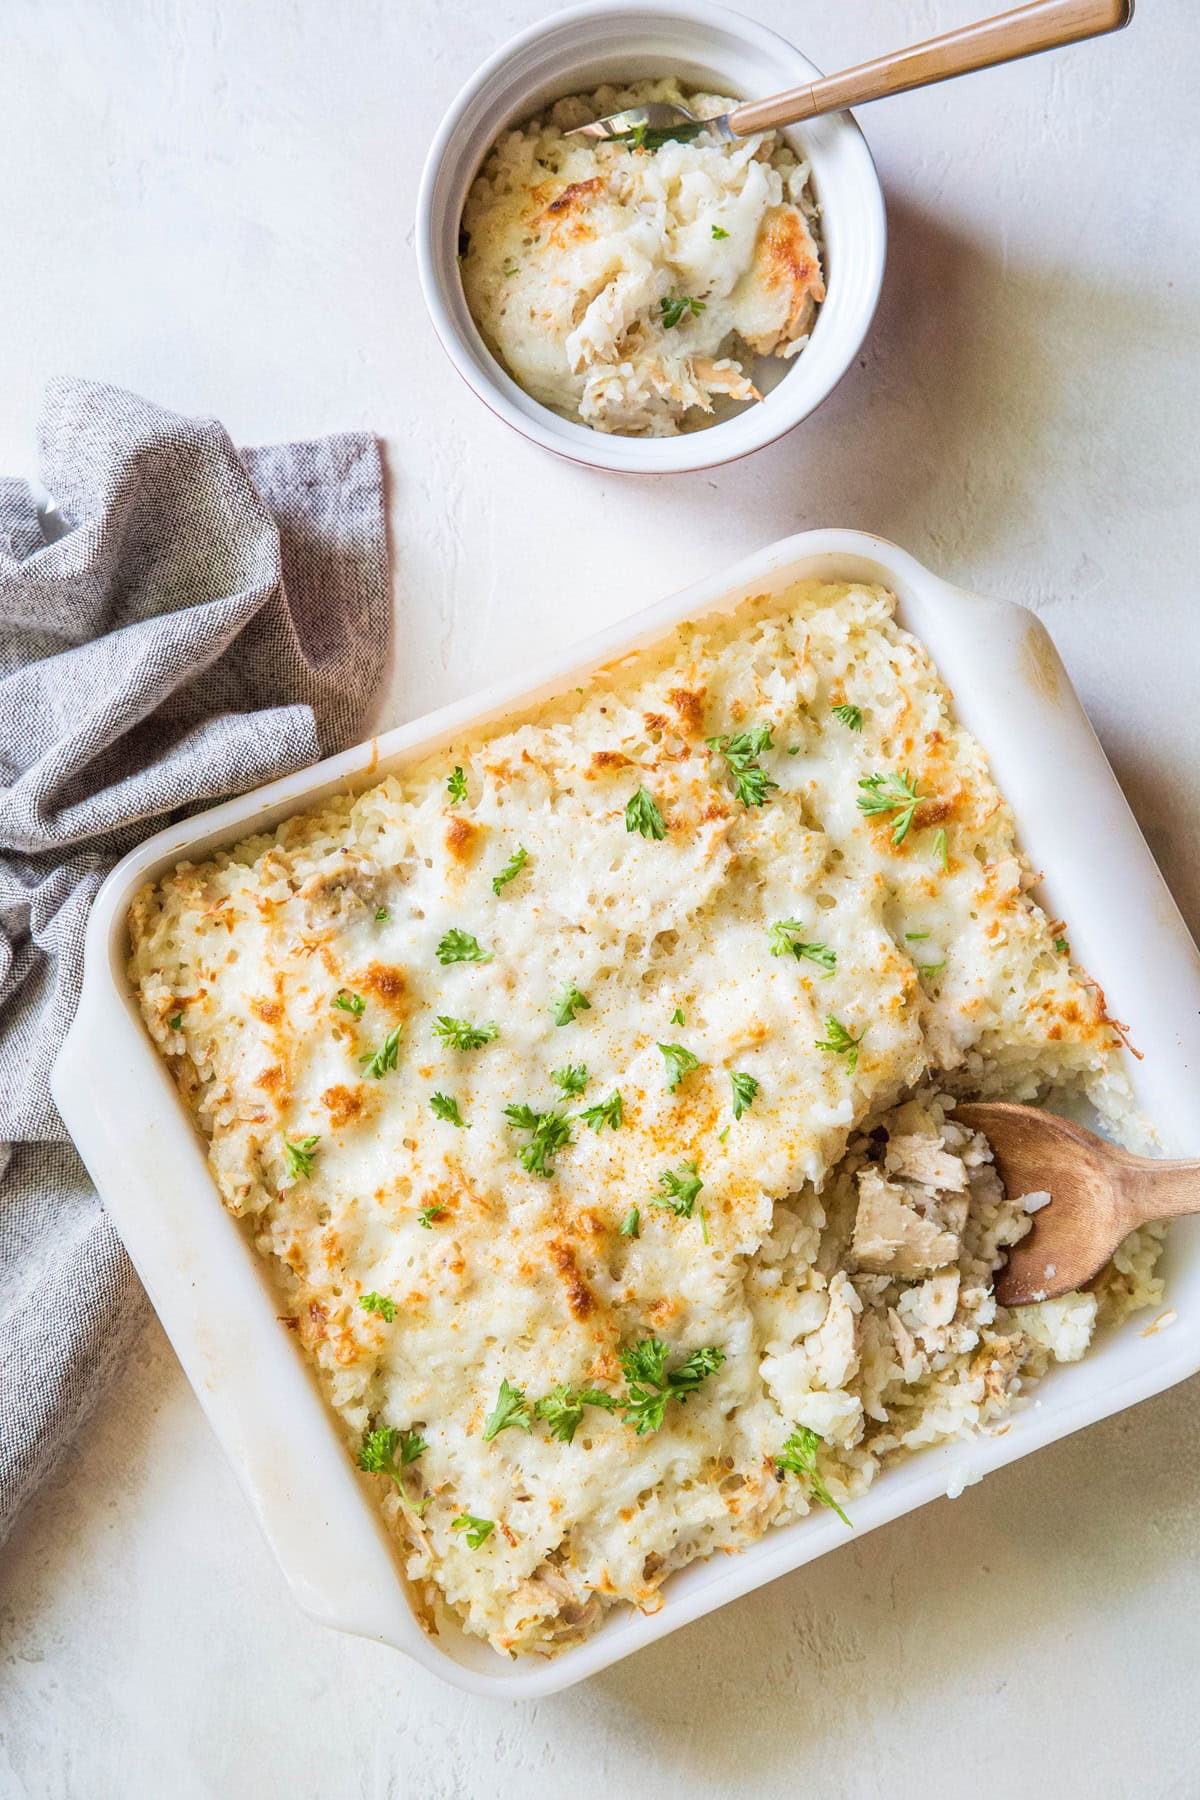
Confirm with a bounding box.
[0,378,390,1542]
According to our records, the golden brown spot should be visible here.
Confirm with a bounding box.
[359,962,408,1017]
[643,712,669,733]
[648,1295,680,1328]
[445,815,480,864]
[668,687,706,735]
[587,749,632,776]
[255,1064,286,1096]
[250,995,284,1026]
[499,1521,518,1548]
[322,1084,367,1129]
[549,1239,596,1322]
[545,176,603,216]
[758,209,826,304]
[1047,1024,1063,1040]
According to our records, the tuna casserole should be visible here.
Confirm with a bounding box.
[129,580,1162,1659]
[460,79,824,435]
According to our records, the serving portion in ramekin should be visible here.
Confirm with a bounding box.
[415,1,887,473]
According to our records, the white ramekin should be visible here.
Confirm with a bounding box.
[415,0,887,474]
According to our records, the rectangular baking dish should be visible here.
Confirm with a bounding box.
[53,529,1200,1699]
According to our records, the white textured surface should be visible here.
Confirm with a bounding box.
[2,2,1199,1795]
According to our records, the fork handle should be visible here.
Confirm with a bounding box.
[727,0,1133,136]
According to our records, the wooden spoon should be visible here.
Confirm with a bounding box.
[952,1103,1199,1306]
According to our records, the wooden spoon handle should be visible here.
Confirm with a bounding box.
[1115,1155,1200,1223]
[727,0,1133,136]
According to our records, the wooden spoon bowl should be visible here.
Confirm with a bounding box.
[952,1103,1200,1306]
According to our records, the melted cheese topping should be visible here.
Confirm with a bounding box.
[461,79,825,436]
[129,581,1140,1658]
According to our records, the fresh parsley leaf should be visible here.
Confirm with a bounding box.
[417,1205,444,1229]
[711,223,729,239]
[359,1026,402,1079]
[451,1513,494,1549]
[620,1206,640,1238]
[283,1134,320,1180]
[857,769,924,845]
[434,1015,498,1051]
[167,1011,183,1031]
[447,765,468,802]
[775,1425,852,1528]
[430,1091,467,1127]
[483,1377,532,1441]
[621,118,704,151]
[535,1384,618,1445]
[767,921,837,971]
[552,1063,589,1098]
[502,261,519,277]
[1054,936,1069,954]
[670,1007,685,1025]
[730,1071,758,1119]
[658,1041,700,1092]
[831,703,863,731]
[659,294,706,329]
[357,1426,430,1516]
[625,785,666,839]
[707,726,779,808]
[492,844,528,895]
[651,1159,703,1218]
[332,988,366,1017]
[577,1090,623,1133]
[436,928,492,965]
[618,1339,725,1434]
[553,983,592,1027]
[359,1291,396,1322]
[917,960,947,980]
[904,931,930,941]
[504,1104,573,1177]
[374,906,390,923]
[815,1016,866,1073]
[934,826,949,870]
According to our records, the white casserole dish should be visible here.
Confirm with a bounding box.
[53,529,1200,1698]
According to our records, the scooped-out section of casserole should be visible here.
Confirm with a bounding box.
[128,580,1162,1658]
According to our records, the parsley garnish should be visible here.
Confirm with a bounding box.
[934,827,949,870]
[283,1134,320,1180]
[1054,936,1069,954]
[436,928,492,965]
[711,224,729,239]
[831,703,863,731]
[535,1384,618,1445]
[651,1159,703,1218]
[451,1513,494,1549]
[730,1071,758,1118]
[167,1011,183,1031]
[374,906,390,923]
[483,1377,532,1441]
[857,769,924,844]
[359,1291,396,1322]
[815,1016,866,1073]
[417,1205,444,1229]
[577,1090,623,1133]
[492,844,528,895]
[904,930,929,941]
[918,960,946,980]
[504,1104,573,1177]
[332,988,366,1017]
[775,1425,852,1528]
[658,1042,701,1092]
[707,725,779,808]
[553,983,592,1027]
[625,785,666,840]
[430,1091,467,1127]
[670,1007,685,1025]
[552,1064,589,1098]
[620,1206,640,1238]
[359,1026,402,1079]
[447,765,467,802]
[768,921,836,971]
[357,1426,430,1516]
[659,294,706,329]
[434,1015,498,1050]
[619,1340,725,1434]
[621,118,704,151]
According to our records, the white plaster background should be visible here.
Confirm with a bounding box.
[2,1,1199,1794]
